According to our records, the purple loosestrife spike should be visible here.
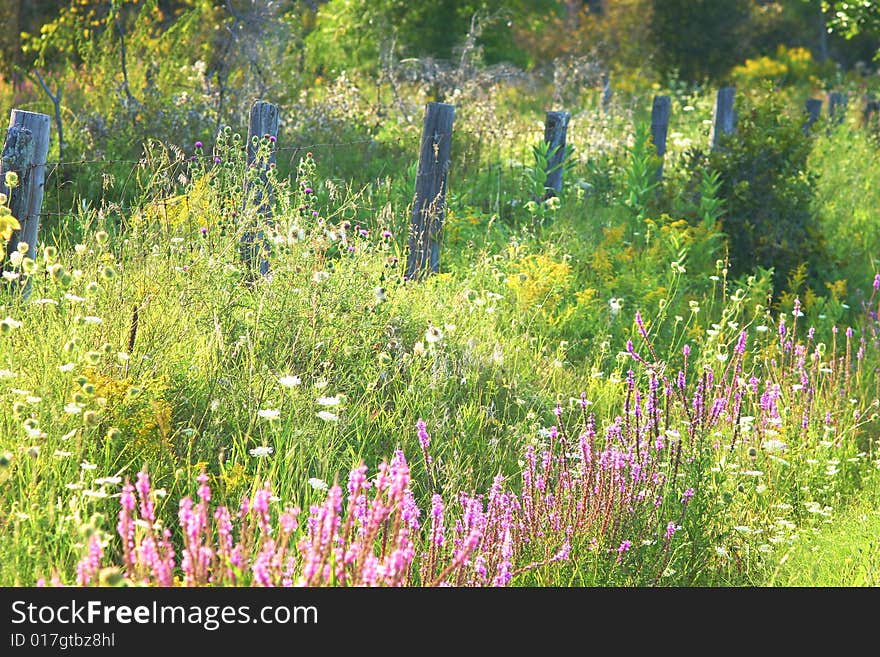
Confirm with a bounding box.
[493,526,514,586]
[635,310,646,335]
[416,419,433,467]
[252,540,276,586]
[118,483,136,570]
[846,327,853,338]
[735,330,747,355]
[280,507,300,534]
[683,344,690,358]
[874,273,880,291]
[665,521,680,540]
[197,472,211,502]
[431,494,445,547]
[402,489,421,530]
[681,487,695,503]
[252,486,272,535]
[76,533,103,586]
[553,541,571,562]
[135,472,155,523]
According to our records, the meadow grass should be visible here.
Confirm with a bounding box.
[1,87,880,587]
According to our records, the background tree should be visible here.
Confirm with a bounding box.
[650,0,753,81]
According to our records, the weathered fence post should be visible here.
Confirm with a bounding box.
[600,72,612,112]
[1,110,51,273]
[240,100,279,278]
[650,95,671,179]
[405,102,455,280]
[710,87,736,150]
[803,98,822,134]
[862,94,879,129]
[829,91,847,124]
[543,110,570,196]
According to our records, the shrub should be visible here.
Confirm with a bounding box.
[709,88,825,295]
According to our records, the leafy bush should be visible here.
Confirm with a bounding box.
[709,89,825,295]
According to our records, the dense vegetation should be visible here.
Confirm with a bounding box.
[1,0,879,587]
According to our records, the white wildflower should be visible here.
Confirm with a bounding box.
[278,375,302,388]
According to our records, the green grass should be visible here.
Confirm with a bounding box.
[3,79,880,587]
[767,484,880,586]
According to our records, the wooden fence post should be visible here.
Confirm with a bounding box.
[543,110,570,196]
[650,95,671,179]
[405,102,454,280]
[862,94,879,130]
[710,87,736,150]
[1,110,51,276]
[241,100,279,278]
[828,91,847,124]
[803,98,822,134]
[600,72,612,112]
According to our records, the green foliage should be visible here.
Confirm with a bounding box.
[823,0,880,41]
[698,168,725,232]
[3,0,880,590]
[304,0,558,76]
[709,89,824,295]
[623,121,660,221]
[810,119,880,302]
